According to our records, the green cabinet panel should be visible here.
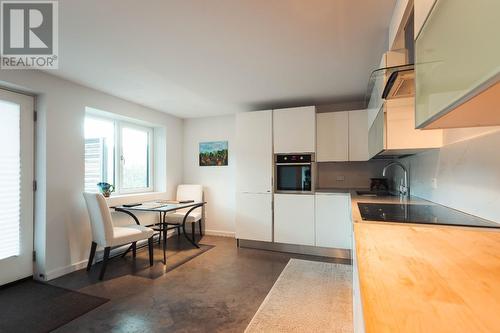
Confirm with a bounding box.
[415,0,500,128]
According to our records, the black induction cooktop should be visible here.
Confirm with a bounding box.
[357,203,500,228]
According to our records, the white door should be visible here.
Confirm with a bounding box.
[274,194,315,246]
[235,110,272,193]
[235,193,272,242]
[0,89,34,286]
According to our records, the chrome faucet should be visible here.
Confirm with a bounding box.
[382,161,409,198]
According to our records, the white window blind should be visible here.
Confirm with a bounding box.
[84,116,115,192]
[0,100,21,260]
[84,138,105,193]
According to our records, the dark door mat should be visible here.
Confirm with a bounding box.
[0,280,108,333]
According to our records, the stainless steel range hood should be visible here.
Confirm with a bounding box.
[364,63,442,160]
[366,64,415,104]
[381,65,415,99]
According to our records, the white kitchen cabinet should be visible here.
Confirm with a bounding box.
[368,107,385,159]
[316,110,369,162]
[273,106,316,153]
[348,110,369,161]
[368,98,443,158]
[235,193,272,242]
[274,194,315,246]
[315,193,352,249]
[235,110,273,193]
[316,112,348,162]
[235,110,273,242]
[367,51,407,129]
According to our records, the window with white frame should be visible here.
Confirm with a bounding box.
[84,115,153,195]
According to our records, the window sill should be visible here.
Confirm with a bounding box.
[105,191,168,207]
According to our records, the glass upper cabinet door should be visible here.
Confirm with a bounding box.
[415,0,500,129]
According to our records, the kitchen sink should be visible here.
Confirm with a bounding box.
[356,190,395,197]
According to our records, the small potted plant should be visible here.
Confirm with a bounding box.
[96,182,115,198]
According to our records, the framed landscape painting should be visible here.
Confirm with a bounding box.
[199,141,228,166]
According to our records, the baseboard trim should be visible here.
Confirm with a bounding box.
[204,229,235,238]
[42,260,88,281]
[238,239,352,260]
[42,230,178,281]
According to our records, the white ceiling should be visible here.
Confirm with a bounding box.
[52,0,396,118]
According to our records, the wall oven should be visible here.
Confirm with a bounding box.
[274,153,315,194]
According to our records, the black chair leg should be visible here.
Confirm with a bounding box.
[163,224,167,264]
[198,219,203,237]
[120,243,133,258]
[177,226,181,239]
[148,237,154,266]
[191,222,196,243]
[158,212,163,245]
[87,242,97,271]
[132,242,137,258]
[99,247,111,280]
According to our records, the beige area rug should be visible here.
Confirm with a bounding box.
[245,259,353,333]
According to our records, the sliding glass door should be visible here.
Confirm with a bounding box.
[0,89,34,286]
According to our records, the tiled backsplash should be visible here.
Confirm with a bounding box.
[400,127,500,223]
[317,160,389,189]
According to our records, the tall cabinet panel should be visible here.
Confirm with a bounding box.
[235,110,273,193]
[235,110,273,242]
[273,106,316,153]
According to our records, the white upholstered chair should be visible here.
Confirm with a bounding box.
[83,192,155,280]
[164,184,204,244]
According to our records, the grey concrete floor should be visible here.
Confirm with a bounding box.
[50,236,350,333]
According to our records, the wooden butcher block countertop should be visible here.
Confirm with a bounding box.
[351,194,500,333]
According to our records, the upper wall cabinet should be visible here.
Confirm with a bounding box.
[348,110,369,161]
[316,110,369,162]
[273,106,316,154]
[414,0,436,39]
[367,51,407,129]
[369,98,443,158]
[316,112,348,162]
[415,0,500,129]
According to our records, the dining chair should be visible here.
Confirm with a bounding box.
[83,192,155,280]
[164,184,204,243]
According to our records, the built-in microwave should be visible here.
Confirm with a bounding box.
[274,153,315,194]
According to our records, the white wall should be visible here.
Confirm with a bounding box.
[0,70,184,280]
[183,115,236,237]
[400,127,500,223]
